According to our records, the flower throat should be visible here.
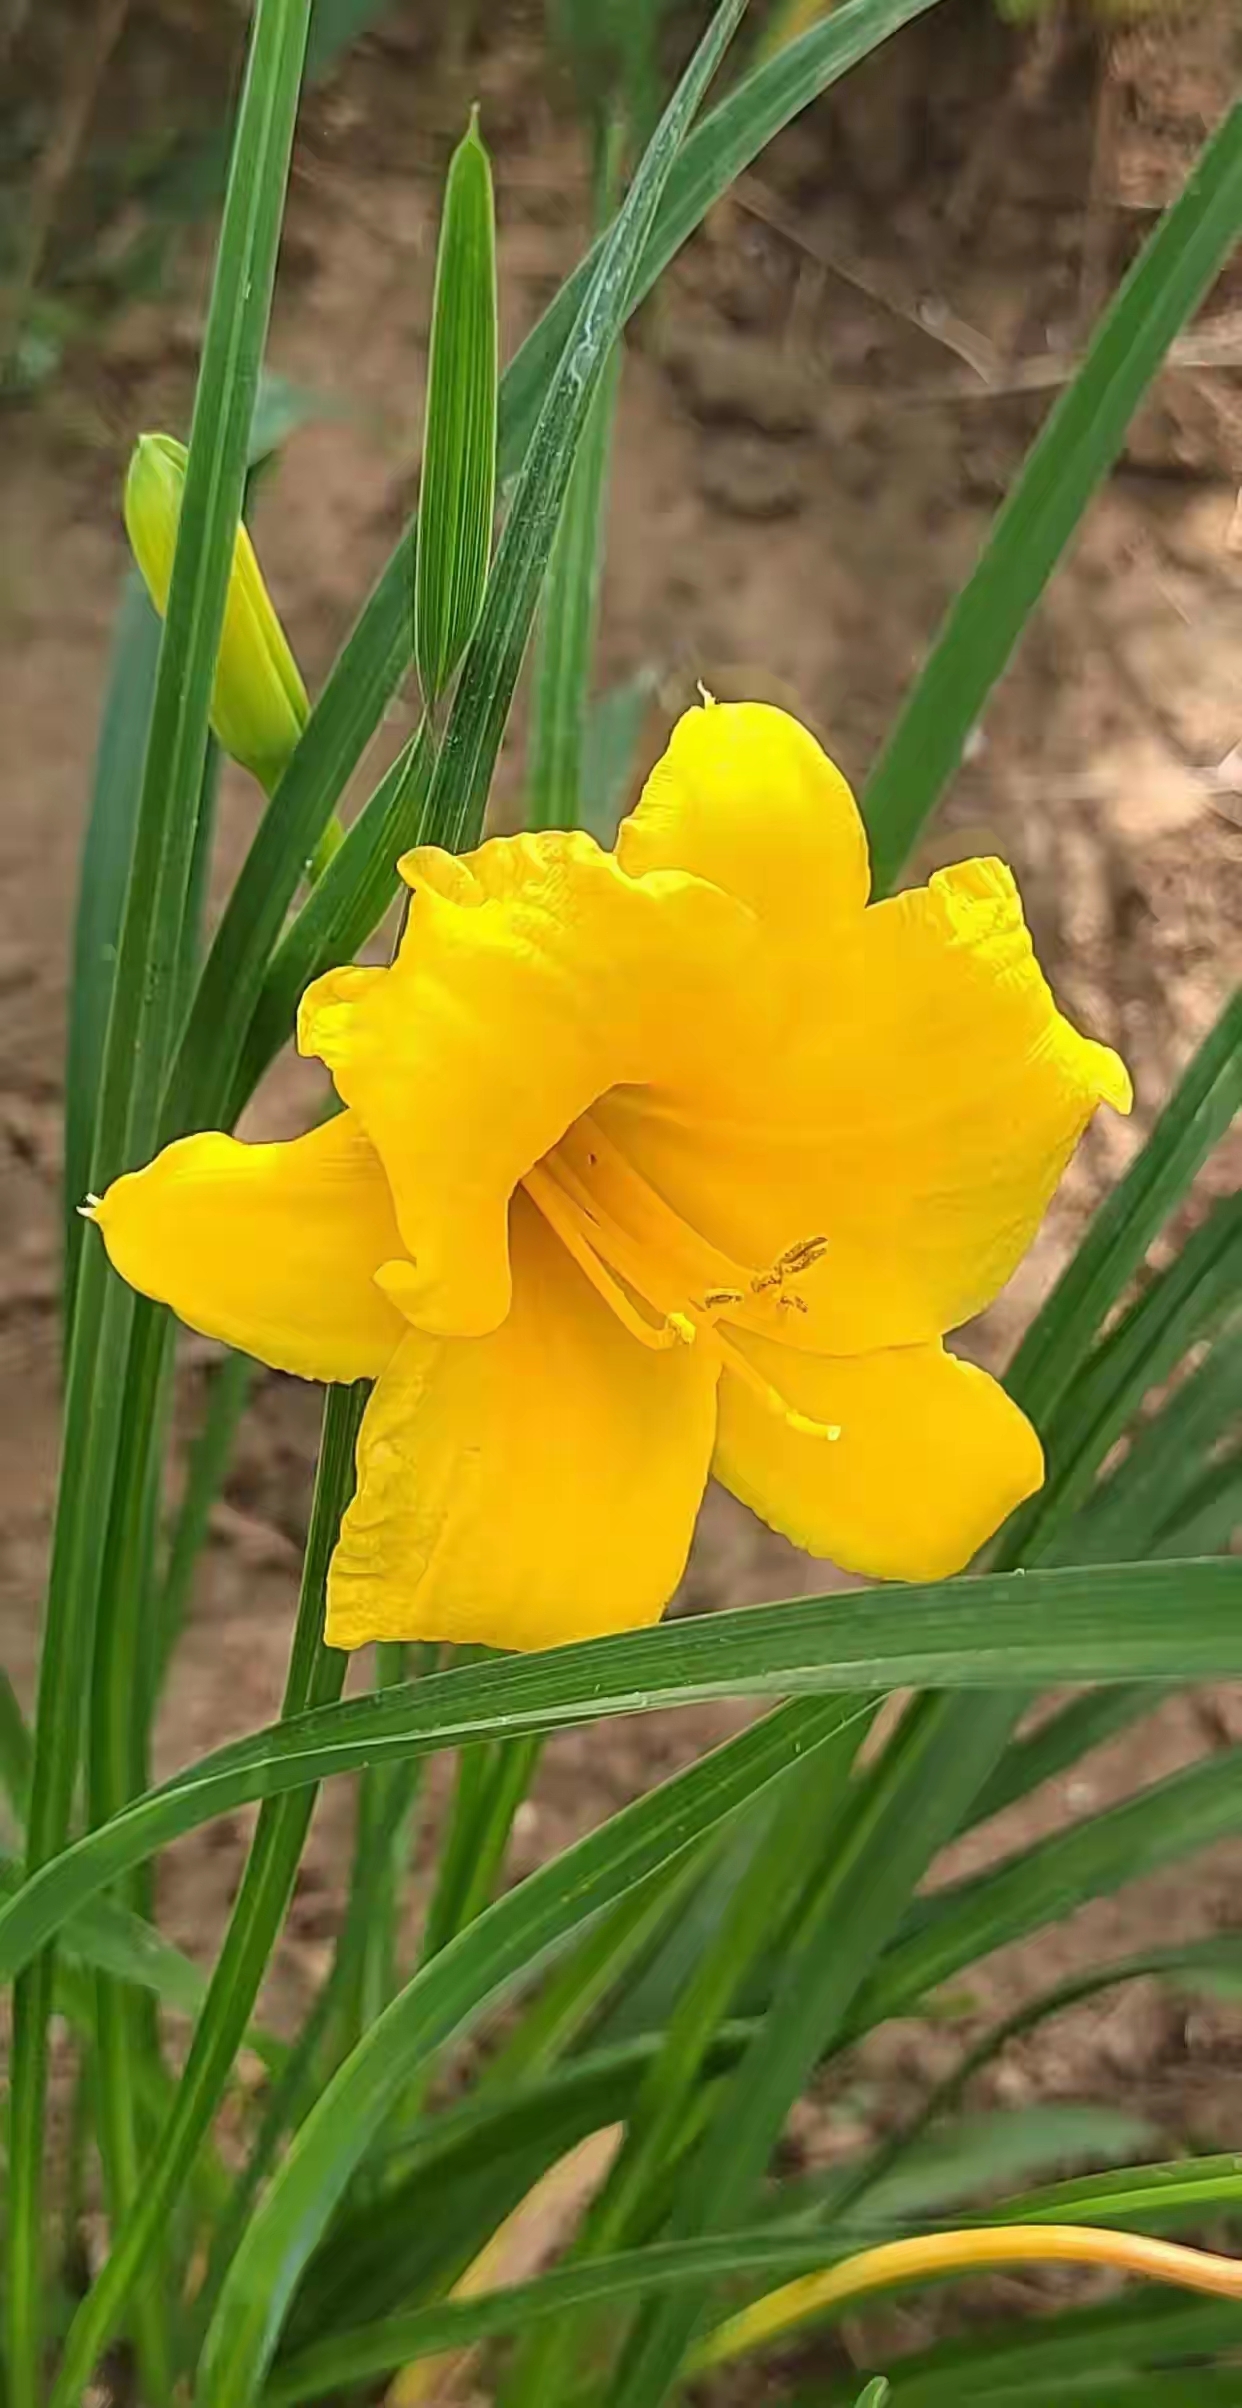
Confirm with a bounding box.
[524,1111,839,1442]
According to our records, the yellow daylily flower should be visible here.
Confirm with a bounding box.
[89,702,1131,1653]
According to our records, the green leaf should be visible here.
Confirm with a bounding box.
[5,1561,1242,1985]
[196,1695,861,2404]
[412,0,748,863]
[260,2227,902,2407]
[839,1939,1242,2240]
[8,1,315,2396]
[503,1704,872,2408]
[1056,1322,1242,1567]
[421,1733,545,1964]
[171,0,948,1149]
[414,112,498,706]
[862,102,1242,892]
[233,725,433,1114]
[47,1384,363,2408]
[61,572,160,1333]
[526,326,624,829]
[868,2290,1242,2405]
[966,1685,1167,1831]
[580,669,658,841]
[831,2105,1159,2230]
[482,1851,711,2089]
[857,1745,1242,2034]
[605,1694,1022,2408]
[0,1669,32,1825]
[1002,2151,1242,2232]
[854,2384,890,2408]
[0,1852,277,2042]
[1009,1194,1242,1562]
[1007,991,1242,1433]
[1151,1449,1242,1558]
[155,1348,254,1677]
[502,0,949,486]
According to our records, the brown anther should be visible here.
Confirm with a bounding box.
[703,1287,744,1311]
[774,1234,828,1276]
[777,1293,808,1314]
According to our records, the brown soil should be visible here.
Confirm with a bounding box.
[2,1,1242,2396]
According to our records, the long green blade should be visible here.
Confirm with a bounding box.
[62,573,160,1331]
[410,0,747,862]
[47,1384,363,2407]
[196,1697,858,2403]
[2,1560,1239,1990]
[167,0,948,1144]
[858,1744,1242,2031]
[414,111,498,706]
[7,3,313,2394]
[1008,990,1242,1429]
[862,102,1242,892]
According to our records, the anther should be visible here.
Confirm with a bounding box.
[703,1287,744,1311]
[752,1234,828,1295]
[775,1235,828,1276]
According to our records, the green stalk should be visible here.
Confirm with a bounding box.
[330,1639,429,2063]
[527,336,624,828]
[0,1668,32,1823]
[504,1701,873,2408]
[156,1348,254,1680]
[5,5,314,2391]
[605,1693,1020,2407]
[863,102,1242,892]
[47,1382,364,2408]
[88,1302,177,2398]
[527,119,626,831]
[422,1735,543,1965]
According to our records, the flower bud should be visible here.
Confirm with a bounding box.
[124,431,308,790]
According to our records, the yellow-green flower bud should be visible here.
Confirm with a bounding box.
[124,431,308,791]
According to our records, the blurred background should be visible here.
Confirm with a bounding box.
[1,0,1240,2378]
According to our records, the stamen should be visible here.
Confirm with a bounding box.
[524,1165,691,1352]
[751,1233,828,1296]
[712,1325,841,1442]
[775,1234,828,1276]
[527,1122,833,1439]
[567,1116,760,1293]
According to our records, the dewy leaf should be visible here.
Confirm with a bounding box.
[414,111,498,707]
[2,1563,1242,1987]
[863,100,1242,893]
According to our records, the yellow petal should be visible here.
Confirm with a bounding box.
[298,831,754,1340]
[615,699,870,931]
[325,1190,718,1650]
[714,1329,1043,1580]
[598,855,1130,1356]
[91,1111,407,1381]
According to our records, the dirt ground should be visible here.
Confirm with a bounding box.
[2,0,1242,2392]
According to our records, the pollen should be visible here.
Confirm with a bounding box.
[751,1234,827,1297]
